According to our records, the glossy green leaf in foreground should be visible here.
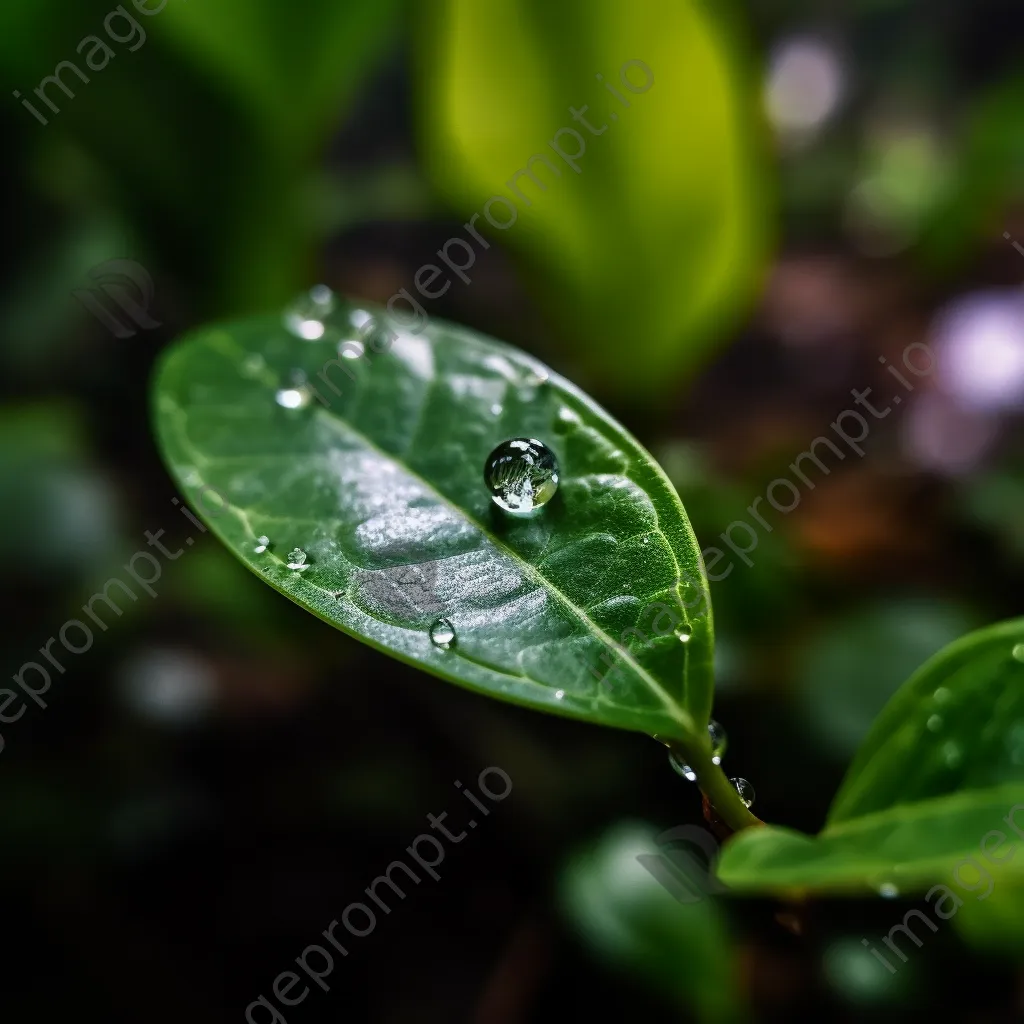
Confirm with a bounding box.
[719,620,1024,896]
[414,0,771,393]
[561,823,744,1024]
[153,297,714,742]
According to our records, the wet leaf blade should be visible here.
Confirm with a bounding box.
[827,618,1024,826]
[153,302,713,741]
[718,783,1024,895]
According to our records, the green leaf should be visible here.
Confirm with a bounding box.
[718,620,1024,896]
[414,0,772,393]
[153,298,714,741]
[160,0,401,151]
[560,822,745,1023]
[718,783,1024,895]
[828,618,1024,825]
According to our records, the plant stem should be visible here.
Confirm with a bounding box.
[684,738,762,832]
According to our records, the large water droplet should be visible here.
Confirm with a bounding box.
[1013,643,1024,663]
[730,777,755,808]
[286,548,309,570]
[284,284,335,340]
[485,438,559,514]
[708,719,727,765]
[429,617,455,648]
[254,535,270,554]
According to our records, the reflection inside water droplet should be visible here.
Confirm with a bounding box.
[676,624,693,643]
[254,535,270,554]
[429,618,455,648]
[485,438,559,514]
[286,548,309,570]
[730,777,755,808]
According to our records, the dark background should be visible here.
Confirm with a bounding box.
[2,1,1024,1020]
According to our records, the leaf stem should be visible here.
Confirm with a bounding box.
[683,736,762,832]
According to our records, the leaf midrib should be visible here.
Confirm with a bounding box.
[314,407,693,733]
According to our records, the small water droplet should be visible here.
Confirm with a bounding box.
[942,740,963,768]
[926,714,943,733]
[485,438,559,515]
[429,617,455,648]
[490,403,503,416]
[350,308,373,331]
[554,405,580,432]
[708,719,727,765]
[339,339,365,360]
[554,689,565,700]
[286,548,309,570]
[676,624,693,643]
[1012,643,1024,663]
[181,468,201,487]
[878,883,900,899]
[524,367,549,387]
[668,750,697,782]
[275,376,314,410]
[933,686,951,704]
[254,535,270,554]
[642,537,650,545]
[284,285,335,340]
[730,777,755,808]
[241,353,266,378]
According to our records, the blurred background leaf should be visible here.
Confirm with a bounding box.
[561,821,746,1023]
[414,0,773,396]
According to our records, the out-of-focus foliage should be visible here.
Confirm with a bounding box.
[561,822,745,1024]
[1,0,401,315]
[795,598,976,762]
[0,403,122,581]
[415,0,772,394]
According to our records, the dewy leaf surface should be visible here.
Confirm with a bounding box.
[153,298,713,742]
[718,619,1024,896]
[827,618,1024,825]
